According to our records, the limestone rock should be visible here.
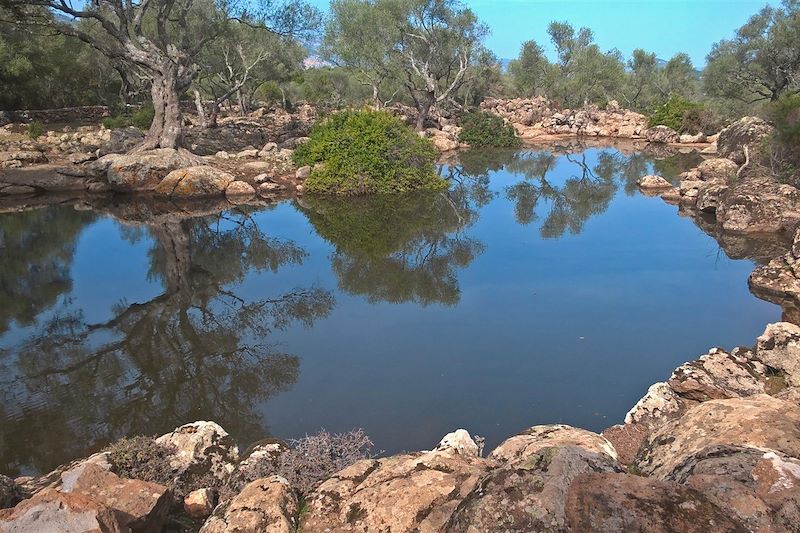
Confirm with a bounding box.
[564,472,748,532]
[225,181,256,198]
[235,148,259,159]
[667,347,766,401]
[637,175,672,190]
[716,175,800,233]
[60,462,171,532]
[635,395,800,478]
[645,125,680,144]
[680,132,706,144]
[754,322,800,387]
[200,477,298,533]
[718,116,774,164]
[302,450,487,533]
[490,425,618,465]
[184,488,217,519]
[695,182,729,213]
[258,182,287,197]
[156,421,239,485]
[624,382,685,425]
[104,148,200,192]
[446,446,621,532]
[0,184,36,196]
[0,489,123,533]
[295,165,311,180]
[0,150,47,165]
[696,157,738,182]
[434,429,479,457]
[155,166,236,198]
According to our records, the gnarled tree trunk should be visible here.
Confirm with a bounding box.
[137,65,184,151]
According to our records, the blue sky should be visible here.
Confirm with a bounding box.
[307,0,774,67]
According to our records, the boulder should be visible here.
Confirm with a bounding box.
[695,182,729,213]
[645,125,680,144]
[663,445,800,532]
[680,132,706,144]
[715,175,800,233]
[302,447,488,533]
[200,477,298,533]
[490,425,618,465]
[258,182,287,197]
[225,181,256,198]
[235,148,259,159]
[446,446,621,532]
[0,489,123,533]
[59,462,171,532]
[695,158,738,182]
[295,165,311,180]
[718,116,774,164]
[184,488,217,519]
[434,429,479,457]
[0,184,37,196]
[754,322,800,387]
[155,166,236,198]
[103,148,200,192]
[564,472,748,532]
[0,150,47,165]
[635,395,800,478]
[156,421,239,485]
[637,175,672,190]
[667,347,766,401]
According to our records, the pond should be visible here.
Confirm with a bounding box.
[0,145,782,475]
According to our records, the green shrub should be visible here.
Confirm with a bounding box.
[27,120,44,140]
[294,109,444,195]
[769,94,800,152]
[101,114,130,129]
[648,96,714,134]
[131,105,154,130]
[457,111,521,148]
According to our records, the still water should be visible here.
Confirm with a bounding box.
[0,146,781,475]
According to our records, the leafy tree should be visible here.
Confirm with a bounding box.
[507,40,552,97]
[704,0,800,103]
[1,0,318,150]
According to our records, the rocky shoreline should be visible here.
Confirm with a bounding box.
[1,318,798,532]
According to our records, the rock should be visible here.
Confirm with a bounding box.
[0,184,37,196]
[295,165,311,180]
[434,429,479,457]
[718,116,775,164]
[667,347,765,401]
[235,149,259,159]
[429,131,459,152]
[446,446,620,532]
[200,476,298,533]
[253,173,271,183]
[279,137,309,150]
[696,158,738,181]
[680,132,706,143]
[184,488,217,519]
[68,152,94,164]
[635,395,800,478]
[258,142,277,156]
[99,127,144,156]
[645,125,680,144]
[104,148,200,192]
[715,175,800,233]
[60,462,171,532]
[0,476,24,510]
[695,183,728,213]
[258,182,287,196]
[0,489,124,533]
[663,445,800,532]
[0,150,47,165]
[155,166,236,198]
[624,381,685,425]
[214,151,230,159]
[661,187,682,203]
[156,421,239,485]
[637,175,672,190]
[490,425,618,465]
[754,322,800,387]
[564,472,748,532]
[303,449,487,533]
[225,181,256,198]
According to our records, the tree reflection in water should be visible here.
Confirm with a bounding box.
[298,192,485,306]
[0,203,334,475]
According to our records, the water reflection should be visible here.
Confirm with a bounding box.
[298,193,484,306]
[0,205,333,475]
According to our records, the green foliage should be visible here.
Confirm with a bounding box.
[458,111,521,147]
[101,115,129,129]
[769,93,800,149]
[648,96,712,134]
[26,120,44,140]
[293,109,445,195]
[130,105,154,130]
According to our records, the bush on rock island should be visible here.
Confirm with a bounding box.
[293,109,445,195]
[457,111,521,148]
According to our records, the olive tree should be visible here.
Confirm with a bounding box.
[507,40,553,97]
[704,0,800,103]
[1,0,318,151]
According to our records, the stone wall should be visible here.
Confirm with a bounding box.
[0,106,112,126]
